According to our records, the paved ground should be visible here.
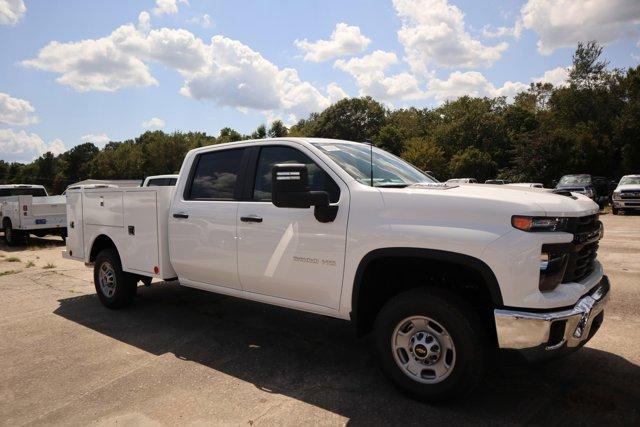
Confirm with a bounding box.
[1,214,639,426]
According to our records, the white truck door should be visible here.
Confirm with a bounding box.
[237,145,349,309]
[168,148,246,290]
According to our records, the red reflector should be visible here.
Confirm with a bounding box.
[153,266,159,274]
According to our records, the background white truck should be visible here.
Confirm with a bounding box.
[63,138,610,401]
[1,184,66,246]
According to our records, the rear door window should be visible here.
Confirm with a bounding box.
[186,149,245,200]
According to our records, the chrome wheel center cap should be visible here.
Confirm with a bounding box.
[410,332,441,364]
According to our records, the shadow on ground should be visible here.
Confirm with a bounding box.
[54,282,640,425]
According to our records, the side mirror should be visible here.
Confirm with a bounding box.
[271,163,337,222]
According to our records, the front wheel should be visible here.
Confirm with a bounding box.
[93,248,137,309]
[373,288,488,402]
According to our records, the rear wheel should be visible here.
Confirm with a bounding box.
[4,222,24,246]
[373,288,488,402]
[94,248,137,309]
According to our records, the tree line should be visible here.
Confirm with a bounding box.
[1,42,639,194]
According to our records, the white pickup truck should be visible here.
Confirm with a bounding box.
[1,184,67,246]
[63,138,609,401]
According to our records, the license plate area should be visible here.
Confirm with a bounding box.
[35,219,47,225]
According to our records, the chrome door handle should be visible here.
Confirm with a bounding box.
[240,215,263,223]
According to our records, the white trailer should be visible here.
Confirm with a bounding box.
[0,184,67,246]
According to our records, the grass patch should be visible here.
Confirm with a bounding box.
[6,256,21,263]
[0,270,19,276]
[25,260,35,268]
[42,262,56,269]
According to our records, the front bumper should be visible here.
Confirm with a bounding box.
[494,276,610,360]
[613,199,640,209]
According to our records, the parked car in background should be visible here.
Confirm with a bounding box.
[485,179,510,185]
[0,184,66,245]
[612,174,640,215]
[64,137,608,402]
[142,174,179,187]
[445,178,477,184]
[507,183,544,188]
[554,174,611,207]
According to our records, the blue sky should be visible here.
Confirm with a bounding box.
[1,0,639,162]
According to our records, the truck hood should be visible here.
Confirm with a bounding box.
[384,183,599,218]
[615,184,640,191]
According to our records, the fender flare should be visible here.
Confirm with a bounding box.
[351,247,504,321]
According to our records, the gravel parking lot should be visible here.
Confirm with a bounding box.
[1,214,639,426]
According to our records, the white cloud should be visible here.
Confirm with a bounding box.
[180,35,331,119]
[0,92,38,125]
[142,117,166,129]
[533,66,569,87]
[22,25,158,92]
[188,13,213,29]
[326,82,349,103]
[393,0,508,74]
[521,0,640,54]
[138,11,151,33]
[81,133,110,147]
[482,21,523,39]
[23,22,328,118]
[48,139,66,155]
[0,129,66,162]
[0,0,26,26]
[294,23,371,62]
[153,0,188,16]
[428,71,527,102]
[334,50,425,102]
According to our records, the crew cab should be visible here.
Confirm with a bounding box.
[63,138,610,401]
[1,184,67,246]
[612,174,640,215]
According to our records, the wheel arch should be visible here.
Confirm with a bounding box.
[351,247,503,336]
[88,234,120,264]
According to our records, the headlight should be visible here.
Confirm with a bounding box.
[511,216,569,232]
[613,192,621,200]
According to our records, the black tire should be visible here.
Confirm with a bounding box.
[4,221,24,246]
[612,207,619,215]
[373,287,489,403]
[93,248,137,309]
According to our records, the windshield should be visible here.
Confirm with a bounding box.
[313,143,435,187]
[620,176,640,185]
[0,187,47,197]
[559,175,590,185]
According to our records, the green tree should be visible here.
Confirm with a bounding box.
[374,124,405,155]
[569,41,610,90]
[268,120,288,137]
[218,127,243,143]
[312,97,386,142]
[449,147,496,182]
[251,124,267,139]
[401,138,447,178]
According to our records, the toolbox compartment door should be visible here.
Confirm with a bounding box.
[121,191,159,275]
[65,192,84,259]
